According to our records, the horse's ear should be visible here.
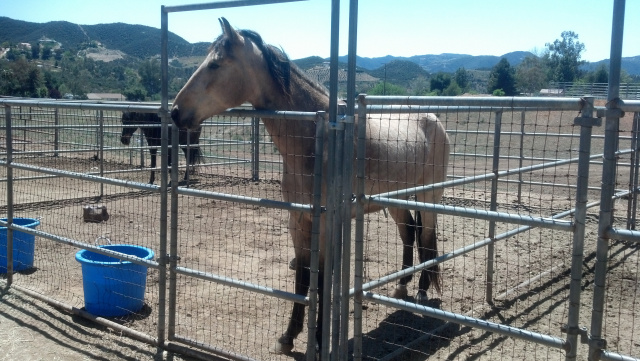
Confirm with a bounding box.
[219,17,241,44]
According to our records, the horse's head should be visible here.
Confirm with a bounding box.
[120,112,138,145]
[171,17,291,130]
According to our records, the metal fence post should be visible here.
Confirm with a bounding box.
[485,110,502,303]
[626,111,640,230]
[518,110,525,204]
[159,6,170,358]
[306,111,326,361]
[327,114,344,361]
[590,1,626,360]
[98,110,104,198]
[352,94,368,361]
[4,105,15,286]
[251,117,260,181]
[54,108,59,157]
[564,97,598,361]
[138,131,145,168]
[338,0,359,357]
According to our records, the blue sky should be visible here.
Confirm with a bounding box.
[2,0,639,62]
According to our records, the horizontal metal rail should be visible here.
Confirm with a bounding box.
[2,283,159,345]
[174,266,309,306]
[364,292,569,351]
[599,350,640,361]
[176,186,315,213]
[366,196,573,231]
[372,152,601,200]
[364,96,585,110]
[169,335,260,361]
[0,99,162,113]
[1,161,160,192]
[162,0,305,13]
[604,227,640,243]
[354,199,593,295]
[0,220,160,269]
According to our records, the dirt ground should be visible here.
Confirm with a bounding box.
[1,103,639,361]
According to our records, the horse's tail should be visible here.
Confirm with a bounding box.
[416,211,442,294]
[188,146,203,165]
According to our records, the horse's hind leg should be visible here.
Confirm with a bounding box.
[415,210,441,303]
[388,207,417,299]
[149,149,157,184]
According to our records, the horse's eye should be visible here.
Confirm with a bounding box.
[208,62,220,70]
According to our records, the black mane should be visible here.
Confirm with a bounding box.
[211,28,291,101]
[239,29,291,99]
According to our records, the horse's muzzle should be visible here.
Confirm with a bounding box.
[170,106,188,129]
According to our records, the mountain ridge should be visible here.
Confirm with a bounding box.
[1,17,639,76]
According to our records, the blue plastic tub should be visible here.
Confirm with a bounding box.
[0,218,40,273]
[75,244,154,317]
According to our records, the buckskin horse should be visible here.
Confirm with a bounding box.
[170,18,450,357]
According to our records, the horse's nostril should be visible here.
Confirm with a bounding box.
[170,107,180,122]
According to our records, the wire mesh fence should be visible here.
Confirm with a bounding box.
[1,97,639,361]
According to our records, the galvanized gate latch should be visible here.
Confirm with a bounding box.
[561,324,606,349]
[573,116,602,127]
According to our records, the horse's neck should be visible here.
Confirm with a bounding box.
[256,66,329,113]
[258,68,329,174]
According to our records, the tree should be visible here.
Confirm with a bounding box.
[138,59,161,97]
[41,46,52,61]
[430,72,451,95]
[367,81,406,95]
[408,76,429,95]
[123,85,147,101]
[544,31,586,82]
[454,67,469,92]
[584,64,608,83]
[515,55,548,94]
[0,58,45,97]
[487,58,517,96]
[443,82,462,96]
[31,43,40,60]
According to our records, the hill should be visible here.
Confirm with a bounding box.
[367,60,429,88]
[2,17,639,77]
[584,55,640,77]
[0,16,209,59]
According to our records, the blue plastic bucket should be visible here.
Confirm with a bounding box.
[75,244,154,317]
[0,218,40,273]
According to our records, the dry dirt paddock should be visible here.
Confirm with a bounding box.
[1,104,639,361]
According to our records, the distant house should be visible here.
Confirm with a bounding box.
[86,93,125,101]
[539,88,564,96]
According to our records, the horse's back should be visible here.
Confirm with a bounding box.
[363,112,449,196]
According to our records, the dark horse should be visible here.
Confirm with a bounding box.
[170,18,450,357]
[120,112,203,184]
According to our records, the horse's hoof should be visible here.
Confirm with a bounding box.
[391,284,408,299]
[416,290,429,304]
[288,257,296,270]
[272,341,294,354]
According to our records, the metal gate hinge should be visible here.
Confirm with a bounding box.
[596,108,625,118]
[341,115,355,124]
[574,116,602,127]
[328,120,345,130]
[561,325,590,345]
[158,254,181,263]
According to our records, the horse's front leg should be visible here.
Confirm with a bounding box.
[275,256,310,354]
[388,208,417,299]
[274,213,312,354]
